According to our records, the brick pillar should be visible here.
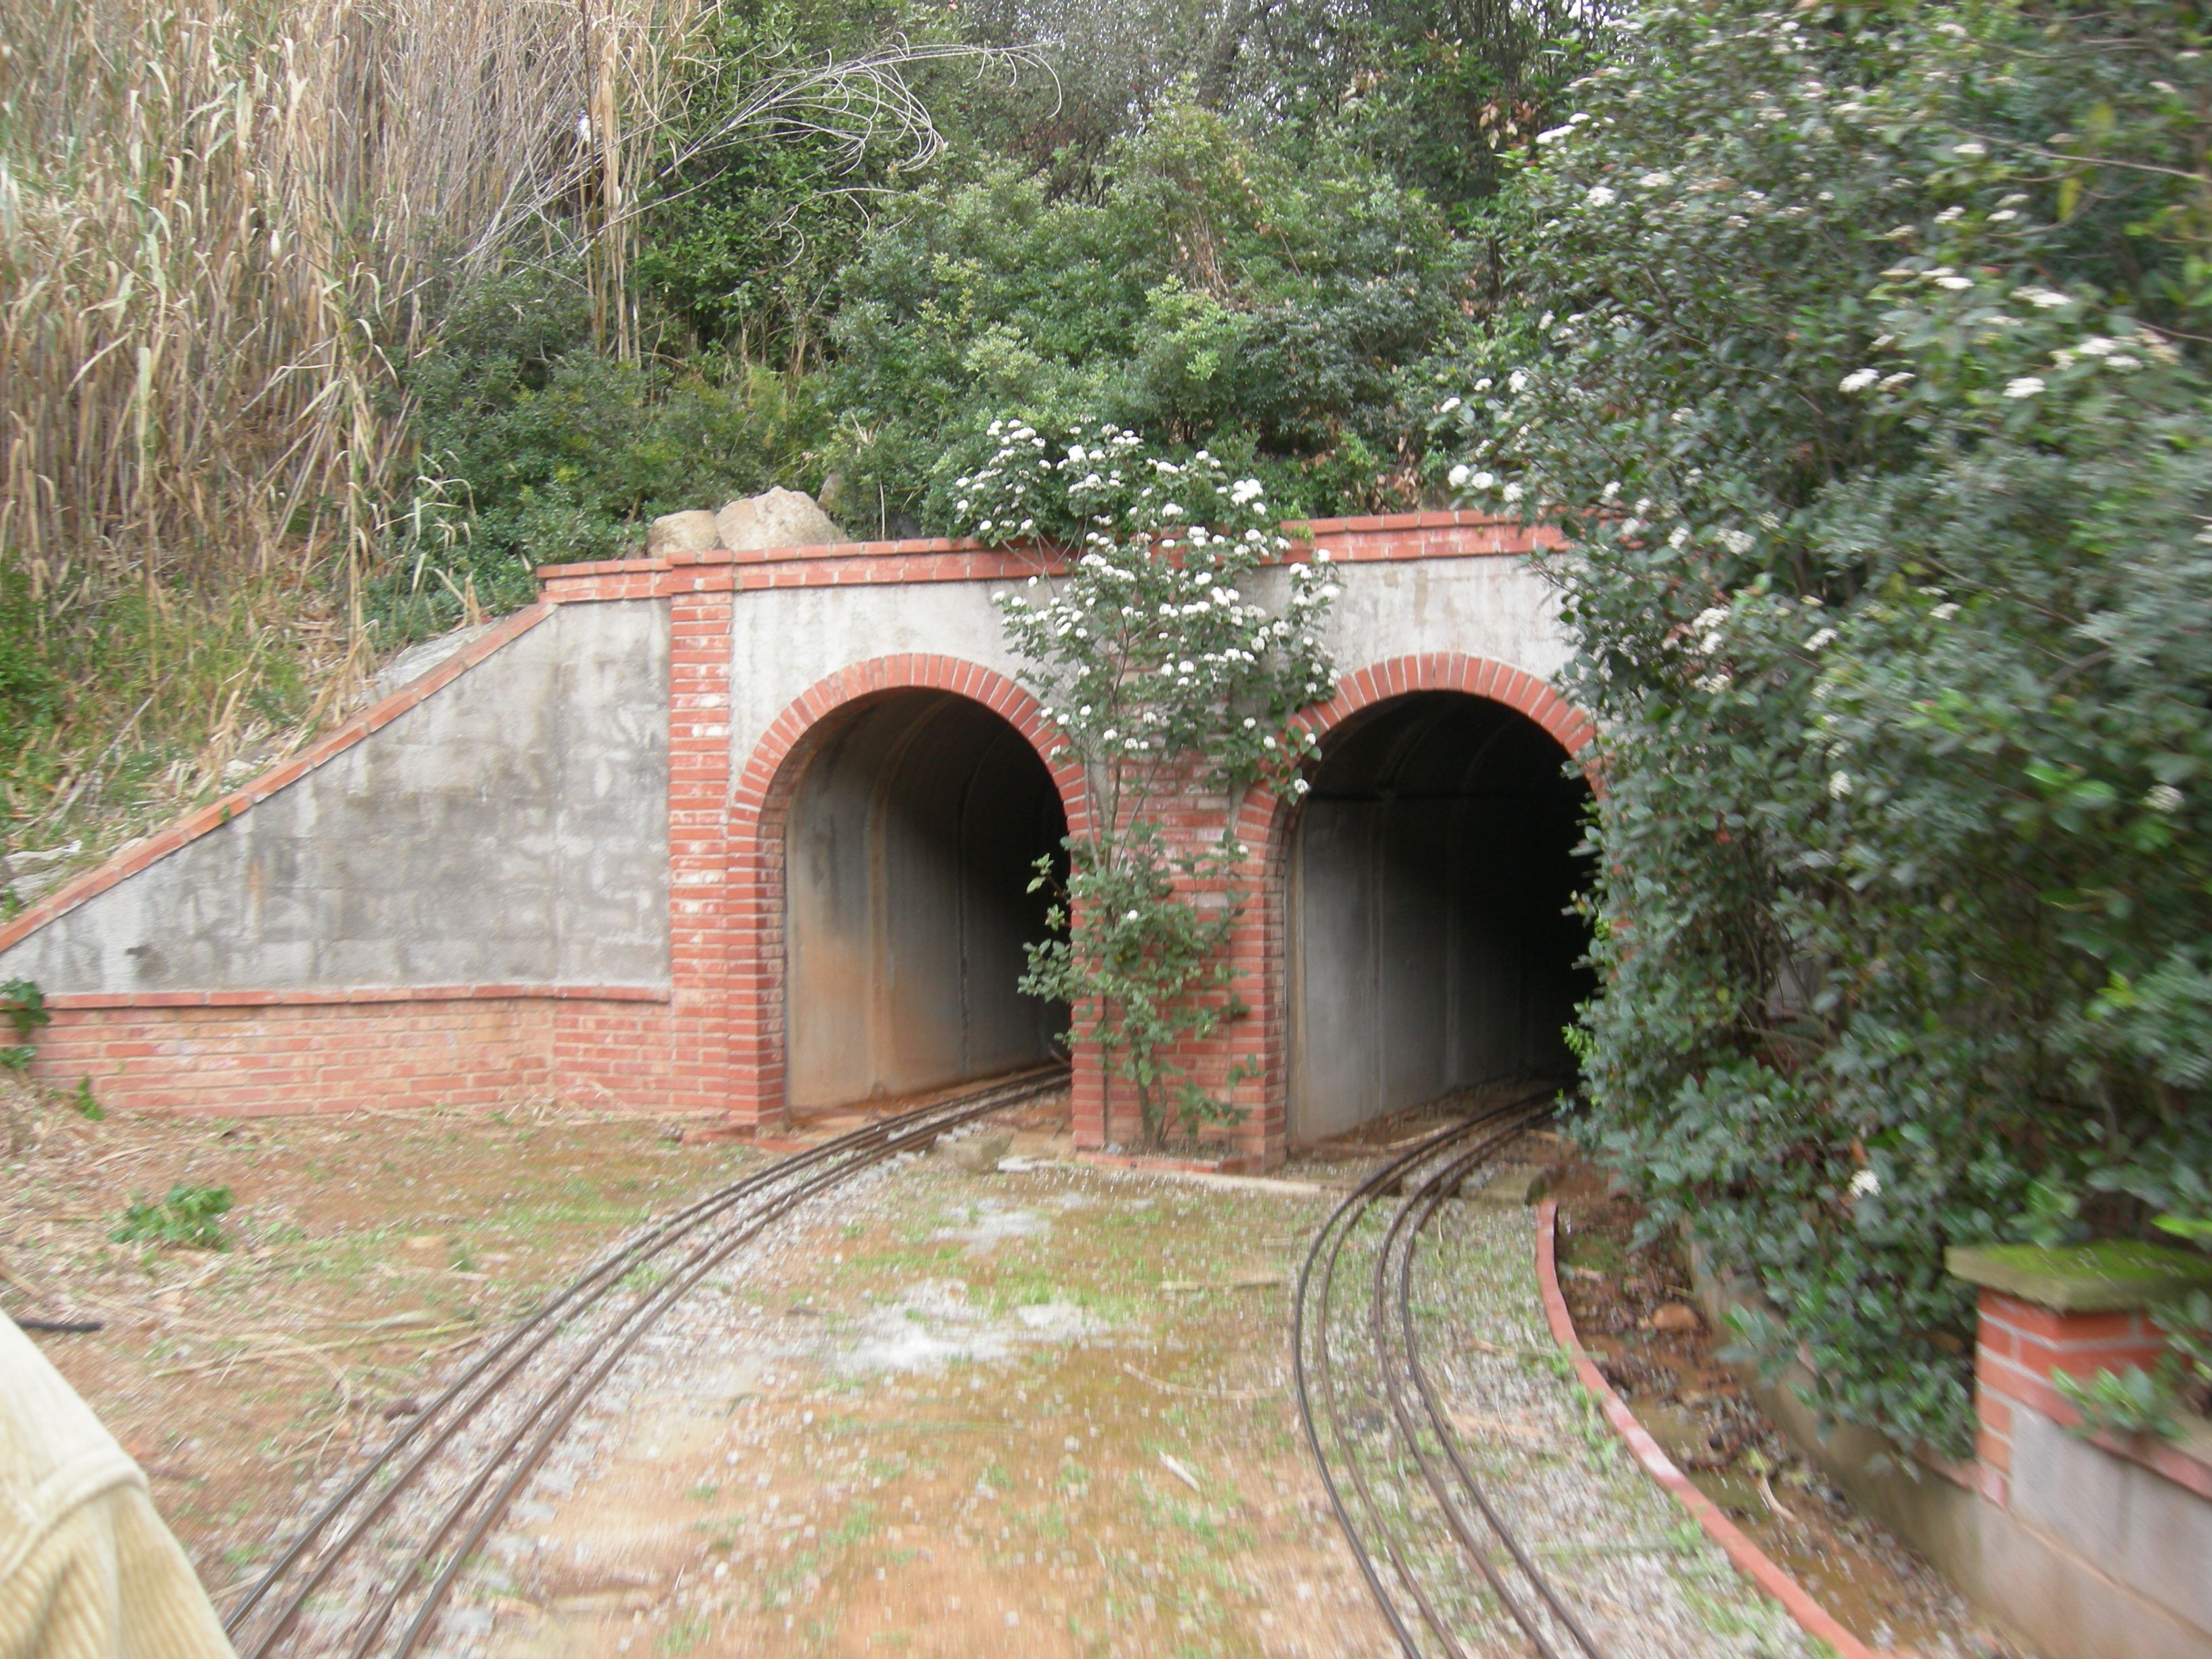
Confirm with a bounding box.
[1950,1243,2212,1509]
[1227,787,1288,1169]
[666,567,736,1120]
[1969,1290,2173,1505]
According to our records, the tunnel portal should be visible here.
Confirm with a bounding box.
[785,690,1067,1111]
[1289,691,1593,1143]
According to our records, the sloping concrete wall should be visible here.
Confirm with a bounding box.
[0,600,670,993]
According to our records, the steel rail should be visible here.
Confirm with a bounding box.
[1378,1111,1611,1659]
[1294,1089,1612,1659]
[1368,1107,1562,1658]
[227,1064,1065,1659]
[369,1084,1029,1659]
[230,1094,956,1637]
[1292,1095,1542,1658]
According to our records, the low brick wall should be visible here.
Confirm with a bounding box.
[1696,1244,2212,1659]
[32,988,678,1118]
[1952,1252,2212,1655]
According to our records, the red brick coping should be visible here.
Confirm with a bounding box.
[532,512,1557,603]
[1534,1199,1890,1659]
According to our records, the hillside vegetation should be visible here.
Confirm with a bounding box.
[0,0,1583,871]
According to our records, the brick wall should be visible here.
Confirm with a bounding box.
[31,989,677,1118]
[1969,1286,2212,1509]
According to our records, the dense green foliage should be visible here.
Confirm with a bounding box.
[828,106,1473,530]
[379,264,826,640]
[5,0,1593,860]
[1456,0,2212,1452]
[401,0,1604,564]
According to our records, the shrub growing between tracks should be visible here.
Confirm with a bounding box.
[966,423,1336,1146]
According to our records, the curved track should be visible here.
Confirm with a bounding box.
[224,1065,1067,1659]
[1294,1092,1613,1659]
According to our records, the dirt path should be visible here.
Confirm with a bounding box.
[457,1147,1389,1659]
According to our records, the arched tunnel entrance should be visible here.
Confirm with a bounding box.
[1288,691,1593,1143]
[785,690,1068,1111]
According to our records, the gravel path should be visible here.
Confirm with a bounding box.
[268,1130,1830,1659]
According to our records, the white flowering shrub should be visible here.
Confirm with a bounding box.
[962,421,1338,1146]
[1454,0,2212,1452]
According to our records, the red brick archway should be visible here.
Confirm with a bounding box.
[723,655,1089,1127]
[1216,653,1598,1165]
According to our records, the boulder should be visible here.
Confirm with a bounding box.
[645,510,720,556]
[715,487,843,552]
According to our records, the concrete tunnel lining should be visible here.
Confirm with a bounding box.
[785,689,1069,1110]
[1288,691,1593,1143]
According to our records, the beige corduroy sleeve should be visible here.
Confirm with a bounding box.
[0,1316,237,1659]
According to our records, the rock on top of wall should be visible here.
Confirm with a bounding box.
[646,510,720,556]
[715,488,842,552]
[644,489,845,558]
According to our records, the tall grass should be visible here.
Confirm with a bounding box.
[0,0,704,857]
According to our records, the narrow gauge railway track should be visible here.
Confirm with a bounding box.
[1294,1092,1613,1659]
[224,1064,1067,1659]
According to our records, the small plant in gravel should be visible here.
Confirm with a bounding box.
[112,1183,237,1250]
[964,421,1338,1147]
[70,1077,103,1121]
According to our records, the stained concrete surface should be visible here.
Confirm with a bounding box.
[1288,693,1591,1141]
[0,601,670,991]
[724,559,1570,778]
[787,692,1065,1109]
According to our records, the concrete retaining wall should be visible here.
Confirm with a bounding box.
[1692,1259,2212,1659]
[0,600,669,994]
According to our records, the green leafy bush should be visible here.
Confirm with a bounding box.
[2056,1286,2211,1442]
[112,1183,236,1251]
[375,263,830,646]
[0,978,49,1071]
[1455,0,2212,1454]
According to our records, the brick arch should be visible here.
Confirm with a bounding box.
[1217,653,1598,1165]
[723,655,1087,1126]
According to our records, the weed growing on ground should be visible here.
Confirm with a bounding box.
[112,1184,236,1250]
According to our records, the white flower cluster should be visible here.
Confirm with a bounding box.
[974,419,1338,794]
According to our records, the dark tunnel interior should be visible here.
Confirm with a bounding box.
[785,691,1068,1110]
[1288,692,1594,1143]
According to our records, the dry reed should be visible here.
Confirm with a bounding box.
[0,0,705,850]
